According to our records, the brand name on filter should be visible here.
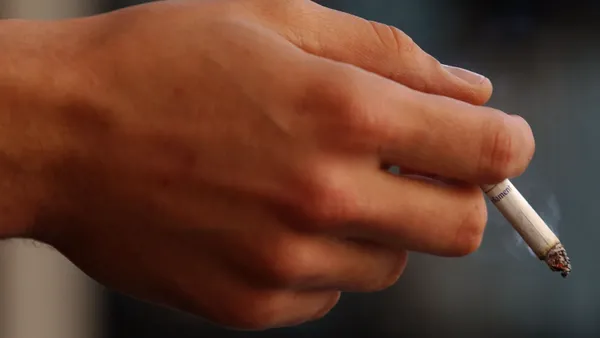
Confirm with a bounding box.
[490,185,512,203]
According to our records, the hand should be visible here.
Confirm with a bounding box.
[19,0,534,330]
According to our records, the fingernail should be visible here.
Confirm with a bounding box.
[443,65,488,85]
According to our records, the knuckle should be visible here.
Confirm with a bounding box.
[392,28,416,54]
[310,292,340,321]
[295,67,375,136]
[220,294,283,330]
[478,113,521,182]
[237,296,283,330]
[368,20,415,55]
[450,193,488,257]
[162,287,279,331]
[294,165,359,225]
[215,291,339,330]
[382,252,408,288]
[260,238,315,287]
[367,252,408,292]
[247,0,305,16]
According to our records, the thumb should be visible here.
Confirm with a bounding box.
[275,2,492,106]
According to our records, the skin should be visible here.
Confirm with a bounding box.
[0,0,535,331]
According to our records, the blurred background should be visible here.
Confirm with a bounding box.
[1,0,599,337]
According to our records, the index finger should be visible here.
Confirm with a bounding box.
[375,85,535,184]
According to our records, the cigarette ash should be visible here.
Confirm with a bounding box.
[498,181,572,277]
[545,243,572,278]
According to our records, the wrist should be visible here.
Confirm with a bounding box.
[0,18,92,241]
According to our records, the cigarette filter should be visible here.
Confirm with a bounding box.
[482,179,571,277]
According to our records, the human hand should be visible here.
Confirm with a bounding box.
[21,0,534,330]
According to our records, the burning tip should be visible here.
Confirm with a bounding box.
[544,243,571,278]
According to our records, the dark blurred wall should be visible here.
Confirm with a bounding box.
[104,1,600,337]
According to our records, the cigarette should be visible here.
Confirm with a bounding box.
[481,179,571,277]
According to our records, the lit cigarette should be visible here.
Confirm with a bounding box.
[481,179,571,277]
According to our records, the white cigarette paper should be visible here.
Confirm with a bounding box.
[481,179,571,277]
[482,179,558,258]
